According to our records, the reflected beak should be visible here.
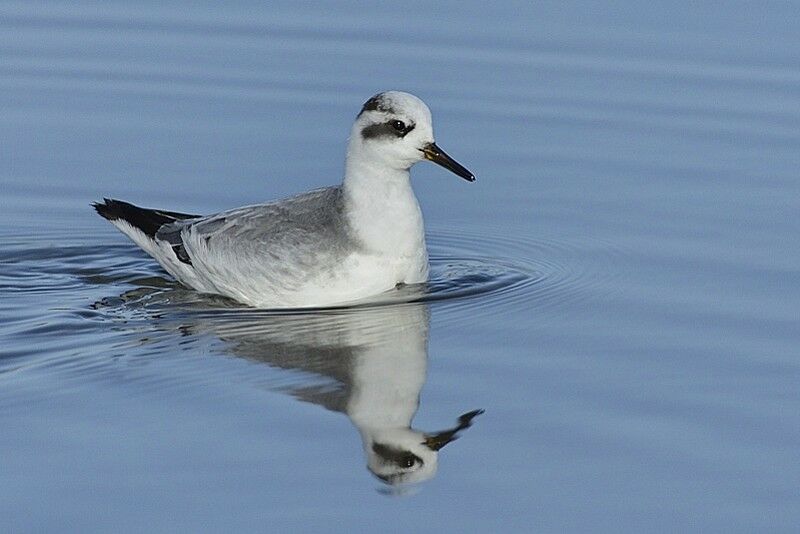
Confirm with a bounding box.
[423,409,485,451]
[421,142,475,182]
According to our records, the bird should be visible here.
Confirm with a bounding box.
[165,301,483,487]
[94,91,475,308]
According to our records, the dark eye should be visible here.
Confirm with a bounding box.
[391,120,406,132]
[400,455,416,468]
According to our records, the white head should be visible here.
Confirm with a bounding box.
[361,410,485,487]
[347,91,475,181]
[363,427,440,486]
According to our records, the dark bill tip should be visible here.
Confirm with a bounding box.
[421,142,475,182]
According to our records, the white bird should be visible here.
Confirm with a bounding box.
[182,302,483,486]
[94,91,474,308]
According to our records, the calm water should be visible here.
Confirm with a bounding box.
[2,2,799,532]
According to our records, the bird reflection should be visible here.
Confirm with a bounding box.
[181,302,482,487]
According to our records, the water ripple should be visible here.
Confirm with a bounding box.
[1,225,624,328]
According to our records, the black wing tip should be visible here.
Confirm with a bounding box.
[92,198,121,221]
[93,198,145,221]
[92,198,201,239]
[92,198,165,238]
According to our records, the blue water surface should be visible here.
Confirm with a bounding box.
[1,1,799,532]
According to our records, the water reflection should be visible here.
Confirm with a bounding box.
[180,302,482,487]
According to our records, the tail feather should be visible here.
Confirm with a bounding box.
[93,198,199,238]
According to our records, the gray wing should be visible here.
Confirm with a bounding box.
[155,187,357,296]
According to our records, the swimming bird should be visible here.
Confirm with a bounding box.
[94,91,474,308]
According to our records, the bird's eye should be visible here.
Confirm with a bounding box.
[391,120,406,132]
[400,455,416,468]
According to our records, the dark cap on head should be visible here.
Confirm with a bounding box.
[358,92,395,117]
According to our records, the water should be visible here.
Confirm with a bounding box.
[1,2,799,531]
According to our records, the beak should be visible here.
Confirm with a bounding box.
[421,142,475,182]
[423,409,484,451]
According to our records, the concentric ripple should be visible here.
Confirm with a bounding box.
[74,225,623,325]
[0,224,624,329]
[422,226,624,320]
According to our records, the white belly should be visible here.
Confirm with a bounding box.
[251,249,429,308]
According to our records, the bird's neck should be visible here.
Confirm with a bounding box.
[345,323,428,430]
[342,154,425,255]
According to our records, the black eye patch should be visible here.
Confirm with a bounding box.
[361,120,415,140]
[372,443,423,468]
